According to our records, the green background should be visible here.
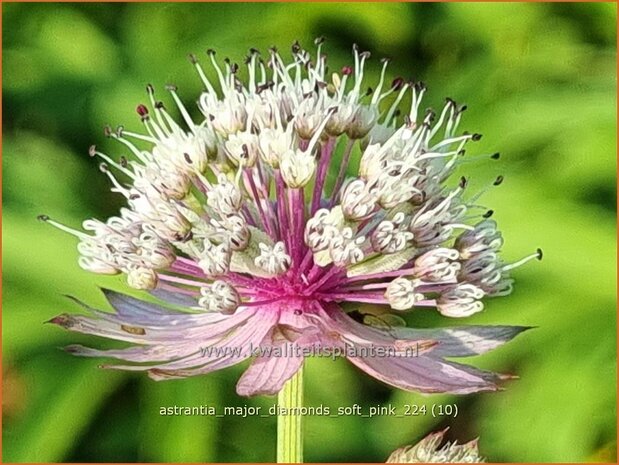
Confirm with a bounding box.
[3,2,617,462]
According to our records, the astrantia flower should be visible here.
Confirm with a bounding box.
[386,429,485,463]
[44,41,540,396]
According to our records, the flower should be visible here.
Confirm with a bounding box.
[44,41,540,396]
[386,429,485,463]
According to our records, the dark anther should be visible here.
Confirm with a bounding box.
[292,40,301,54]
[472,133,482,141]
[458,149,466,156]
[103,125,113,137]
[115,125,124,137]
[341,66,353,76]
[459,104,468,112]
[155,101,165,109]
[491,152,501,160]
[494,175,504,186]
[99,162,109,173]
[129,193,140,200]
[230,63,239,74]
[425,108,436,122]
[37,214,49,222]
[120,156,128,168]
[365,87,373,96]
[352,43,359,52]
[294,309,303,315]
[136,104,149,117]
[445,97,456,106]
[327,105,339,114]
[414,81,426,92]
[403,115,412,126]
[315,81,327,91]
[483,210,494,218]
[223,57,230,64]
[206,48,216,56]
[88,145,97,157]
[184,153,193,164]
[391,77,404,90]
[314,36,325,45]
[536,248,543,260]
[249,47,260,55]
[188,53,198,64]
[459,176,468,189]
[241,144,249,159]
[146,83,155,95]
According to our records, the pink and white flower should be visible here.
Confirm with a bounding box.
[44,41,540,396]
[386,429,485,463]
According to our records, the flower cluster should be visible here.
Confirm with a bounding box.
[45,41,539,396]
[386,429,485,463]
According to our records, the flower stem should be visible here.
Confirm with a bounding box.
[277,364,304,463]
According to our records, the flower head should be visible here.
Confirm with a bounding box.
[386,429,485,463]
[44,41,540,396]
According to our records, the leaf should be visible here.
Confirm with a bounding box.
[346,248,417,277]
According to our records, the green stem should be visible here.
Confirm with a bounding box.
[277,364,304,463]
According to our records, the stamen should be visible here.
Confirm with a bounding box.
[166,85,195,129]
[502,249,543,271]
[39,216,91,240]
[89,145,135,178]
[190,54,217,95]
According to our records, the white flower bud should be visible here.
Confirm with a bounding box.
[78,255,120,275]
[304,208,342,251]
[325,101,357,136]
[255,241,291,275]
[207,174,242,216]
[341,179,378,221]
[198,240,231,277]
[414,247,461,282]
[199,280,240,313]
[294,96,327,140]
[280,149,316,188]
[385,277,424,311]
[359,143,382,179]
[126,267,158,290]
[224,132,259,167]
[437,284,485,317]
[455,219,503,260]
[371,212,413,254]
[346,105,379,140]
[258,127,295,168]
[329,228,365,266]
[200,93,247,136]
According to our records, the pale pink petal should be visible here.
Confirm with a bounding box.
[348,354,501,394]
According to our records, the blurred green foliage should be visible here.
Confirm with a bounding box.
[2,2,617,462]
